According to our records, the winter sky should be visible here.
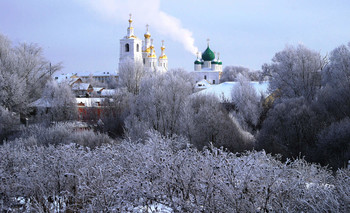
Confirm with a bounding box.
[1,0,350,74]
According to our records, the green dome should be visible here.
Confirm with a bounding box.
[194,60,202,64]
[218,61,222,65]
[212,60,218,64]
[202,46,215,61]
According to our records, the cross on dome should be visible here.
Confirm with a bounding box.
[207,38,210,46]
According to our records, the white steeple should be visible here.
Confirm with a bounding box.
[158,40,168,72]
[119,14,143,72]
[126,14,135,38]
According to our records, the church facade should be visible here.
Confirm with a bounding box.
[194,40,223,85]
[118,15,168,73]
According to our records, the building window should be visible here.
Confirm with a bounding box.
[136,44,139,52]
[204,75,207,80]
[125,43,130,52]
[143,58,145,65]
[213,80,215,84]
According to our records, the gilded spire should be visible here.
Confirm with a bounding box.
[127,13,135,38]
[148,39,156,58]
[144,24,151,39]
[159,40,167,60]
[129,13,132,24]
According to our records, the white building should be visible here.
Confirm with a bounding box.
[119,14,168,73]
[194,40,223,85]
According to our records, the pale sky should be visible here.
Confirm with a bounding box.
[1,0,349,74]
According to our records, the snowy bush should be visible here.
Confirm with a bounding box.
[0,131,348,212]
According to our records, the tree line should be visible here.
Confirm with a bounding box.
[1,32,350,211]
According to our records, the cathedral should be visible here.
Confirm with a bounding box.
[118,14,223,85]
[194,39,223,85]
[118,15,168,73]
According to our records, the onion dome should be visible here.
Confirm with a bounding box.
[148,39,157,58]
[194,59,202,64]
[144,24,151,39]
[194,52,202,64]
[202,46,215,61]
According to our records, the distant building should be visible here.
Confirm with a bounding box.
[76,71,118,84]
[118,14,168,73]
[194,39,223,85]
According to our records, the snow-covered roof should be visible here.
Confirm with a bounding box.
[76,98,104,107]
[29,98,52,108]
[196,81,269,102]
[76,71,118,77]
[53,73,81,85]
[196,67,220,72]
[100,89,117,97]
[72,83,92,91]
[195,79,212,89]
[93,87,104,92]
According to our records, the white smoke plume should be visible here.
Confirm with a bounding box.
[77,0,199,55]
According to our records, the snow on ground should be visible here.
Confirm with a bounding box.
[195,81,269,102]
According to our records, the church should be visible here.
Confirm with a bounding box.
[194,39,223,85]
[118,14,168,73]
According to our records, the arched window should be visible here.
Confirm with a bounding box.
[204,75,207,80]
[136,44,139,52]
[125,43,129,52]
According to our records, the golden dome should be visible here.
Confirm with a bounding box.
[159,55,167,59]
[144,33,151,39]
[144,24,151,39]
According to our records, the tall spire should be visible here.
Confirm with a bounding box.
[159,40,167,59]
[127,13,135,38]
[207,38,210,47]
[148,38,156,58]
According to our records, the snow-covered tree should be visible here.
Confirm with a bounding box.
[257,97,320,160]
[220,65,260,82]
[0,33,61,114]
[118,60,146,95]
[35,80,77,123]
[181,94,254,152]
[0,131,348,212]
[231,74,262,132]
[124,69,194,140]
[266,44,326,101]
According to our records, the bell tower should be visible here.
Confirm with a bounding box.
[119,14,143,72]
